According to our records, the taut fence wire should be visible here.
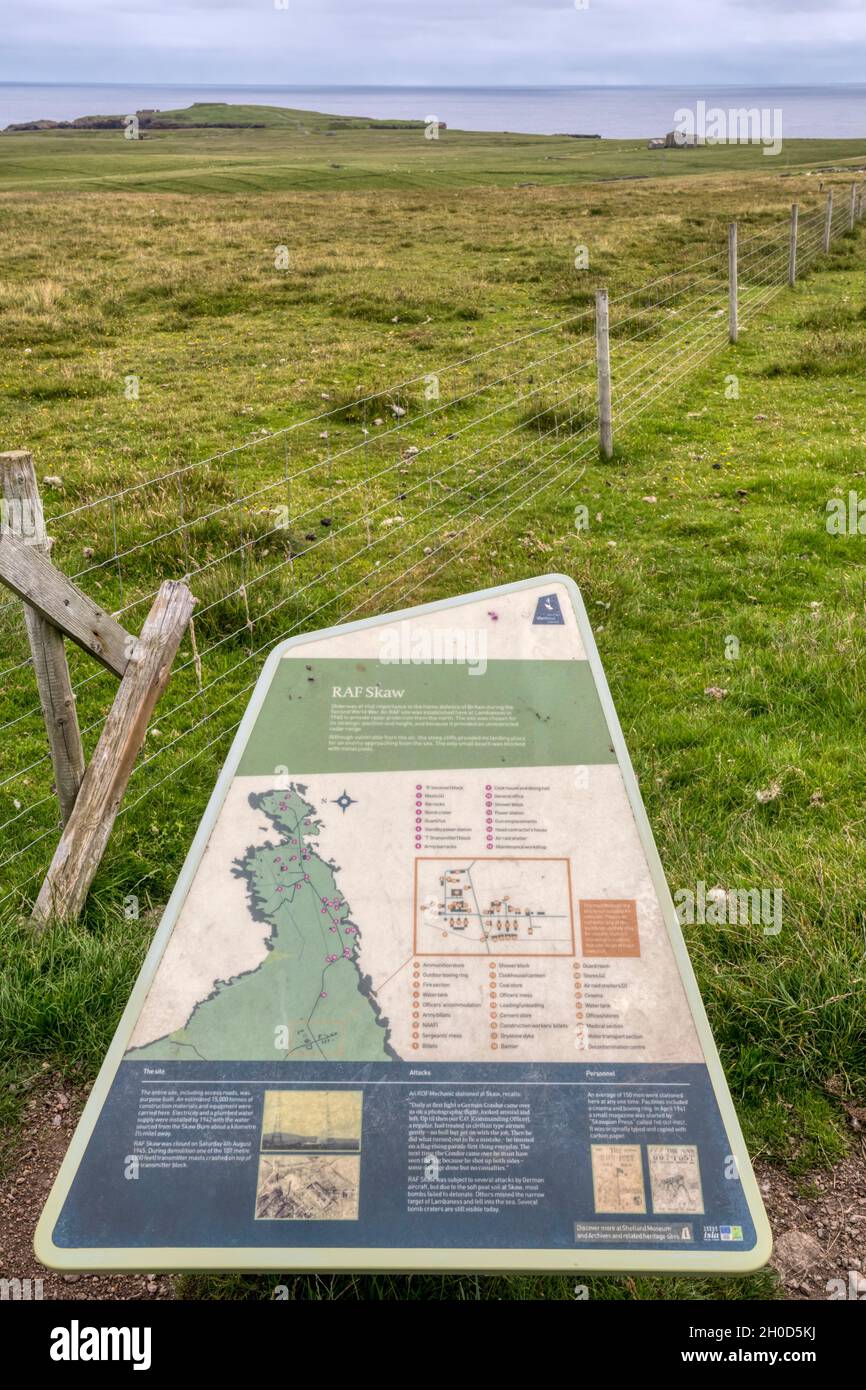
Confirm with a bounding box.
[0,189,862,911]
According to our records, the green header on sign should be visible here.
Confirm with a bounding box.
[236,658,616,775]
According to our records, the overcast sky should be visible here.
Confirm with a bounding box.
[3,0,865,87]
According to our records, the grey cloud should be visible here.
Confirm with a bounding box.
[3,0,865,85]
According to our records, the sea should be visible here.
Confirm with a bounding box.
[1,83,866,138]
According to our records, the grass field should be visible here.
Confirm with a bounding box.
[3,105,866,192]
[0,111,864,1300]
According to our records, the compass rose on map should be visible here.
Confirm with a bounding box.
[334,789,358,814]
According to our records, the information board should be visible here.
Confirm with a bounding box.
[36,575,771,1272]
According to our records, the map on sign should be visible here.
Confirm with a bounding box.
[36,575,771,1274]
[128,786,393,1064]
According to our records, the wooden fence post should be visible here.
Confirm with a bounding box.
[31,580,195,926]
[1,451,85,825]
[728,223,738,345]
[788,204,799,287]
[0,531,132,677]
[595,288,613,459]
[823,191,833,253]
[850,182,858,232]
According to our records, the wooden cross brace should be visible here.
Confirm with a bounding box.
[1,451,195,925]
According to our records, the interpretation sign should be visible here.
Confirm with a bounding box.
[36,575,771,1272]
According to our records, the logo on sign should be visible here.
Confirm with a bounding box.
[720,1225,744,1242]
[533,594,564,625]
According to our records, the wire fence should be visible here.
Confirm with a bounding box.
[0,191,861,911]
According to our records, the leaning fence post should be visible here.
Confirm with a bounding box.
[1,450,85,825]
[850,182,858,231]
[31,579,195,926]
[728,223,738,345]
[823,190,834,253]
[788,204,799,287]
[595,288,613,459]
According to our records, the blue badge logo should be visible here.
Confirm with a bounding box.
[720,1224,744,1242]
[533,593,565,625]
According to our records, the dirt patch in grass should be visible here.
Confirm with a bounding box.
[0,1070,175,1301]
[757,1146,866,1301]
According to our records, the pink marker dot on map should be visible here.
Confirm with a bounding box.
[320,992,327,999]
[304,874,310,881]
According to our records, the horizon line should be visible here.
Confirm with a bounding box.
[4,80,866,91]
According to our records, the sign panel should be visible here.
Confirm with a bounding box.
[36,575,771,1272]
